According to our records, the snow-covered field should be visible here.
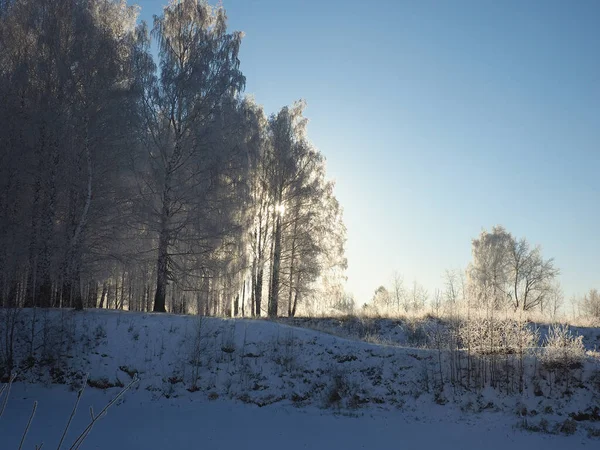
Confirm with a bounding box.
[1,384,587,450]
[1,309,599,449]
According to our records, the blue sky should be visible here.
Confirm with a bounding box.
[137,0,600,306]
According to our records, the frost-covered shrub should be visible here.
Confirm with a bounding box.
[541,324,586,371]
[451,315,539,391]
[458,316,538,356]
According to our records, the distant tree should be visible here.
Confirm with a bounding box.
[508,237,558,311]
[468,226,513,309]
[468,226,558,312]
[542,281,564,319]
[371,286,391,311]
[581,288,600,319]
[332,294,355,315]
[408,280,428,312]
[391,272,406,313]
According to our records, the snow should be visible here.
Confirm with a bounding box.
[1,384,587,450]
[1,309,599,448]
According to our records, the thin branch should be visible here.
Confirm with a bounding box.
[57,374,88,450]
[68,375,139,450]
[0,372,16,418]
[18,401,37,450]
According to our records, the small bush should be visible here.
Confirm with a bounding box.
[87,377,124,389]
[520,417,551,434]
[559,418,578,435]
[94,324,107,341]
[324,374,362,409]
[458,316,538,356]
[541,324,586,371]
[570,407,600,422]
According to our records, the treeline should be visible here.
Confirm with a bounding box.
[0,0,346,316]
[365,226,565,318]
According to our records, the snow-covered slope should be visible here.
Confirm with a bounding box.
[1,309,599,448]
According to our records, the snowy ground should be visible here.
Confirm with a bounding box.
[1,384,590,450]
[1,309,599,448]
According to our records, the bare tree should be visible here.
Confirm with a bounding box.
[508,237,559,311]
[391,272,406,314]
[542,281,564,319]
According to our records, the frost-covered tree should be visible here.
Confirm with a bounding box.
[0,0,345,317]
[467,226,558,312]
[391,272,406,314]
[581,288,600,319]
[507,237,558,311]
[371,286,391,312]
[263,101,347,317]
[137,0,245,312]
[542,281,564,318]
[468,226,513,309]
[0,0,143,309]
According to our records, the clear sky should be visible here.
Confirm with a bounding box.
[136,0,600,306]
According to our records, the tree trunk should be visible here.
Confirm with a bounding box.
[255,266,263,317]
[72,267,83,310]
[99,281,107,309]
[24,178,41,308]
[268,214,282,318]
[146,284,152,312]
[291,271,301,317]
[250,268,255,318]
[154,223,169,313]
[287,219,298,317]
[119,268,126,310]
[241,278,246,318]
[128,271,133,311]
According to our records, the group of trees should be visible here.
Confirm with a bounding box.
[0,0,346,316]
[363,225,600,323]
[365,226,562,317]
[468,226,560,313]
[365,276,429,316]
[576,288,600,319]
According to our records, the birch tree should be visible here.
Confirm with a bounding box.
[468,226,559,312]
[139,0,245,312]
[0,0,142,308]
